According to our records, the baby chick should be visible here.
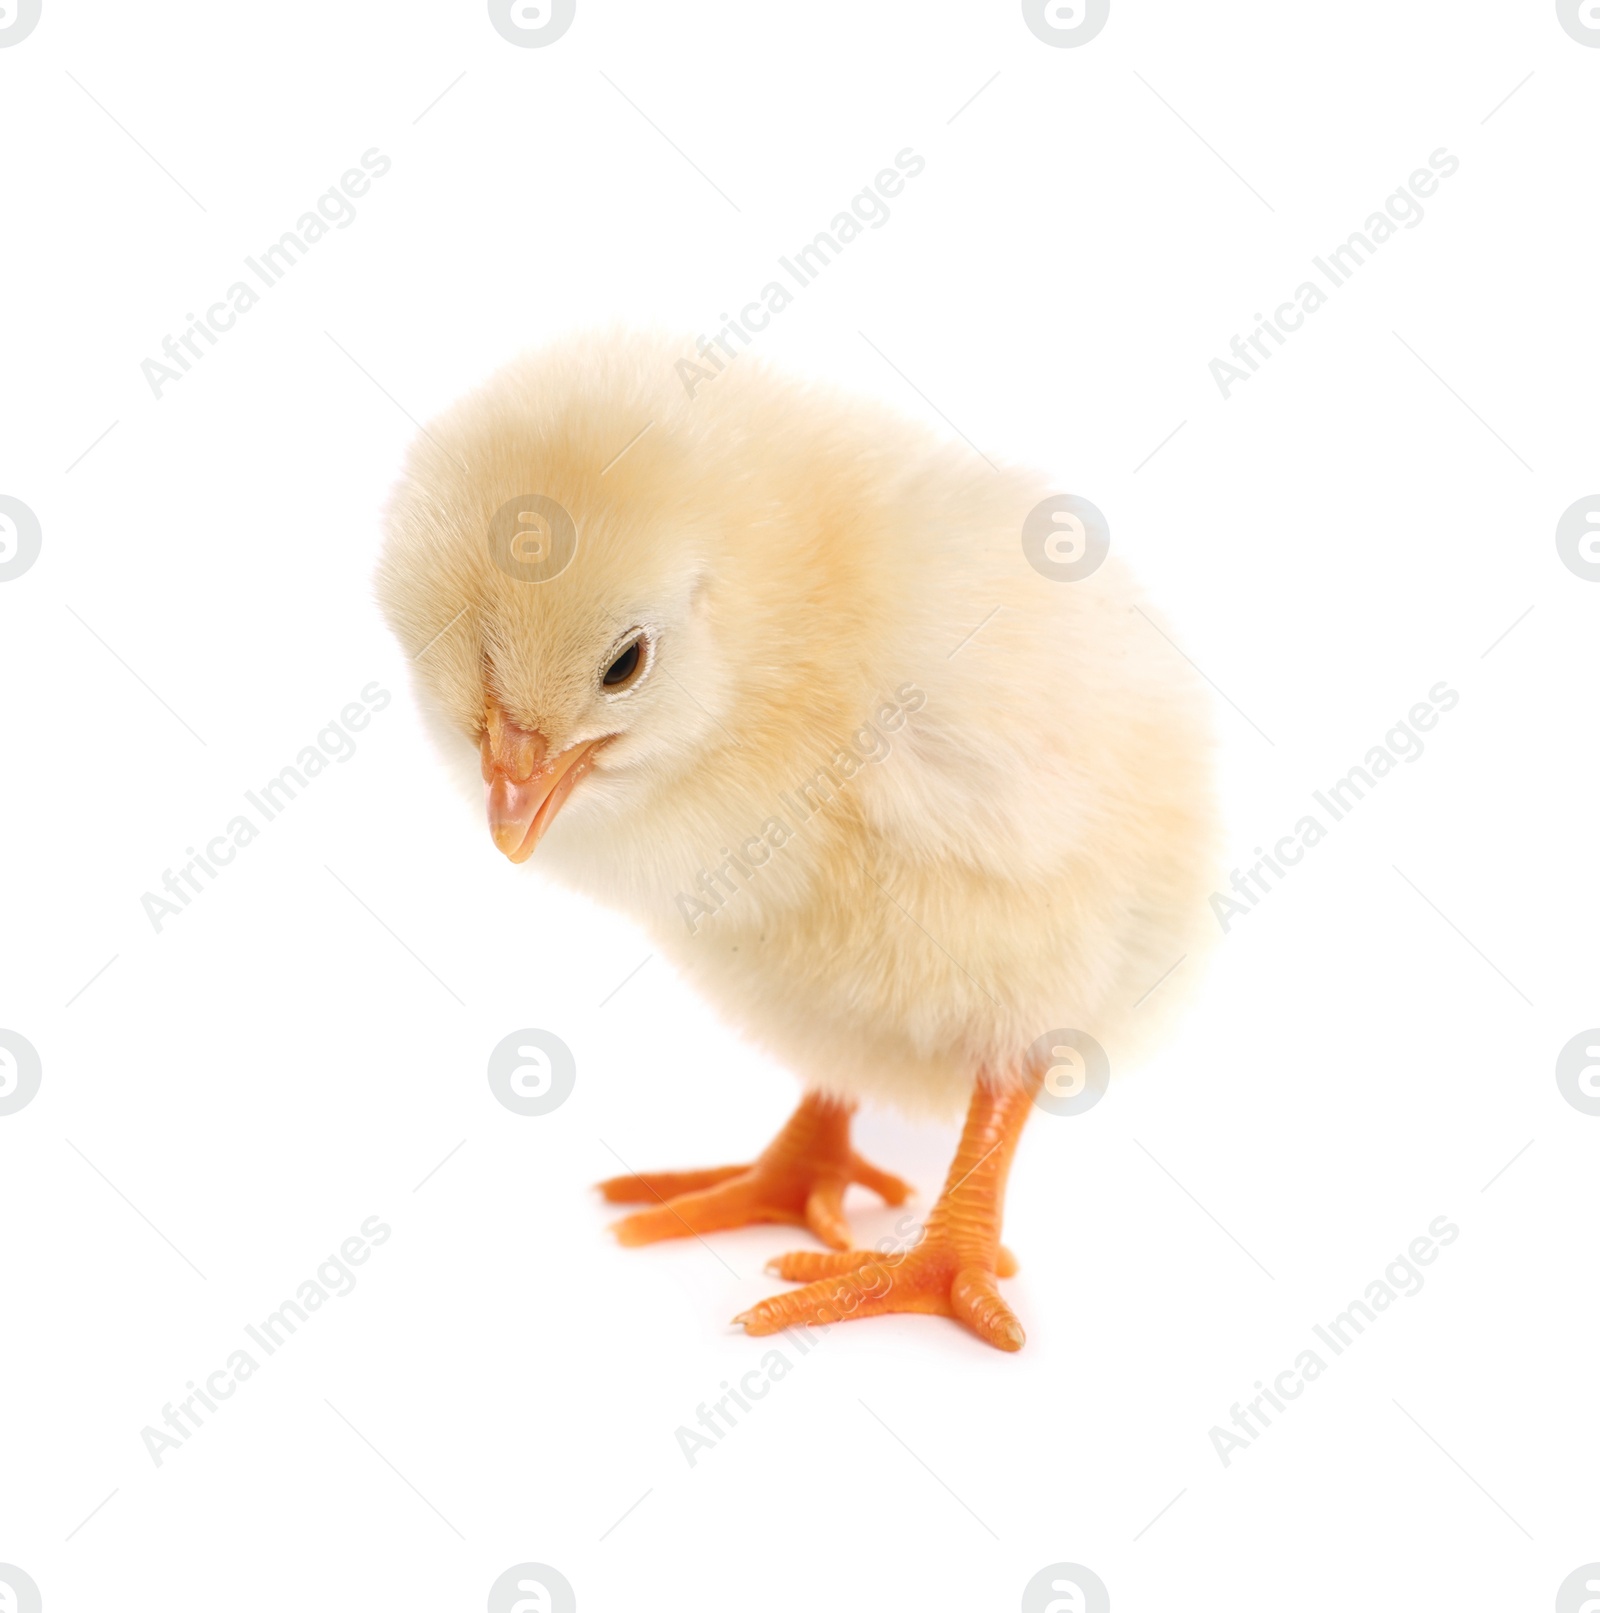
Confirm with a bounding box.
[377,332,1215,1351]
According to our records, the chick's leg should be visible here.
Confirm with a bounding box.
[736,1069,1039,1352]
[598,1091,912,1250]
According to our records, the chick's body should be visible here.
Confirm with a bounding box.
[379,333,1216,1347]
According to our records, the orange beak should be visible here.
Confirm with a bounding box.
[480,701,602,863]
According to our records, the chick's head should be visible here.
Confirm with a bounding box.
[375,345,741,864]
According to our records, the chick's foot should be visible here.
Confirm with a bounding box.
[598,1090,911,1250]
[735,1072,1039,1352]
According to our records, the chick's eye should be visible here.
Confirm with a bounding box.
[602,637,644,689]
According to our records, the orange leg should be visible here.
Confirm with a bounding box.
[597,1091,912,1250]
[734,1069,1039,1351]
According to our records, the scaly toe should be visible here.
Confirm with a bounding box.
[596,1165,748,1204]
[951,1267,1025,1351]
[765,1248,888,1281]
[742,1237,1023,1350]
[608,1173,789,1246]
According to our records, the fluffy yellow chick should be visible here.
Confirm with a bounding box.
[376,332,1215,1351]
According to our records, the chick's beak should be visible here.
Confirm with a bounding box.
[480,702,602,864]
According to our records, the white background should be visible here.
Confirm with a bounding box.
[2,2,1597,1609]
